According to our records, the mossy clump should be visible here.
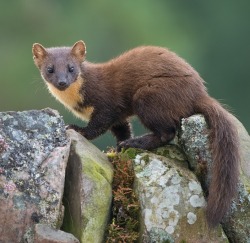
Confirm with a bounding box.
[106,149,140,242]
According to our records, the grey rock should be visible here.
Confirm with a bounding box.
[62,129,113,243]
[133,149,228,242]
[0,109,70,242]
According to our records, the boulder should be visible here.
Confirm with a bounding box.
[132,148,228,242]
[179,114,250,242]
[0,109,70,242]
[62,130,113,243]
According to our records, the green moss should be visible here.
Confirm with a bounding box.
[79,159,112,242]
[121,148,144,160]
[141,154,150,163]
[82,158,108,182]
[154,145,187,162]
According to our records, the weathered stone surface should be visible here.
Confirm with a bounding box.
[221,116,250,243]
[34,224,79,243]
[62,130,113,243]
[1,108,248,242]
[232,115,250,178]
[0,109,70,242]
[133,149,228,242]
[179,114,250,243]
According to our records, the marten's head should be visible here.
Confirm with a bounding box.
[32,41,86,91]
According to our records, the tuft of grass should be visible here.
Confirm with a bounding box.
[106,149,140,243]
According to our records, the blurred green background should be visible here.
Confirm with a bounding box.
[0,0,249,150]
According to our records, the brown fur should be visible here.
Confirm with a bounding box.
[32,41,240,227]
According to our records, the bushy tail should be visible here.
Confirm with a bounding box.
[196,96,240,227]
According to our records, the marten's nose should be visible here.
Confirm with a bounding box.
[56,78,69,90]
[58,80,67,88]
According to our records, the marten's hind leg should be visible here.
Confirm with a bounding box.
[118,87,176,151]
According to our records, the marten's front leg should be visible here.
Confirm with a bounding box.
[67,109,116,140]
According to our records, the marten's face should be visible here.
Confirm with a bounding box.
[39,49,81,91]
[32,41,86,91]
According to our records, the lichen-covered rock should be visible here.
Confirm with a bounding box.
[62,130,113,243]
[0,109,70,242]
[34,224,79,243]
[133,149,228,242]
[179,114,250,242]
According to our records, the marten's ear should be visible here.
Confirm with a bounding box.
[32,43,47,68]
[71,40,86,62]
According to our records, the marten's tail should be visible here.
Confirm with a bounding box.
[196,96,240,227]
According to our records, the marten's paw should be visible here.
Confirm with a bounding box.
[66,124,80,131]
[117,137,145,151]
[65,124,87,138]
[118,134,165,151]
[65,124,82,133]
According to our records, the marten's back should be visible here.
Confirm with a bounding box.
[103,46,206,94]
[97,46,208,117]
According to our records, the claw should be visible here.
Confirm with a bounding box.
[65,125,72,130]
[117,139,136,152]
[65,124,82,134]
[117,140,128,152]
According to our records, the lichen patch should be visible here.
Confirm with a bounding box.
[187,212,197,224]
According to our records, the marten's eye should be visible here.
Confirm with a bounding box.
[47,67,54,73]
[68,66,74,73]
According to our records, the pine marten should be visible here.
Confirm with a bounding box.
[32,40,239,227]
